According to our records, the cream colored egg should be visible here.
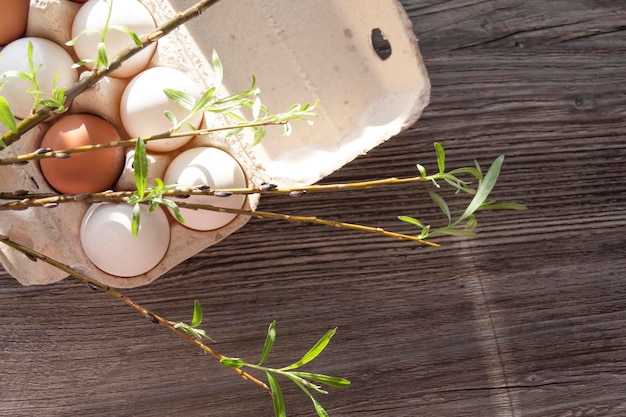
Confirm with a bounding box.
[120,66,204,152]
[0,37,77,119]
[163,147,247,231]
[80,203,170,277]
[71,0,157,79]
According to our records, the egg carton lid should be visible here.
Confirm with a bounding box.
[166,0,431,188]
[0,0,429,288]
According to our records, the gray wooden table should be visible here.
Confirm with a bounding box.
[2,1,626,416]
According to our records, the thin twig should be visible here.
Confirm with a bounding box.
[172,201,440,247]
[0,234,272,396]
[0,120,286,165]
[0,191,439,246]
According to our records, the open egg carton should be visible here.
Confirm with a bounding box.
[0,0,430,288]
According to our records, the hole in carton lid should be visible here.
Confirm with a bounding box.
[370,28,392,61]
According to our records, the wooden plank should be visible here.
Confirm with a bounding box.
[2,1,626,416]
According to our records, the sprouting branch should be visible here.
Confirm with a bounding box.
[172,201,440,247]
[1,0,223,147]
[0,120,288,165]
[0,233,271,396]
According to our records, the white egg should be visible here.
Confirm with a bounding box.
[0,37,77,119]
[71,0,157,79]
[120,66,204,152]
[163,147,247,231]
[80,203,170,277]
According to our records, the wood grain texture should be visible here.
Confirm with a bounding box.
[2,1,626,416]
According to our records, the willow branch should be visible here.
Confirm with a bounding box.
[0,233,271,396]
[0,174,440,201]
[0,120,286,165]
[172,201,440,247]
[1,0,223,147]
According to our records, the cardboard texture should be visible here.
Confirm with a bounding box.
[0,0,430,287]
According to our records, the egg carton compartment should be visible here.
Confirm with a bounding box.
[0,0,429,288]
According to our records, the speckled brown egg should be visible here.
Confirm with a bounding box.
[0,0,29,46]
[39,114,125,194]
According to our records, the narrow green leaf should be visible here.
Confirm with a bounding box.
[26,87,45,96]
[448,166,482,180]
[191,87,216,114]
[65,28,102,46]
[131,203,141,237]
[267,372,286,417]
[163,111,177,126]
[281,328,336,371]
[418,224,431,239]
[291,372,351,388]
[465,214,478,230]
[440,229,477,238]
[13,71,36,84]
[434,142,445,174]
[398,215,425,229]
[161,199,185,223]
[476,202,527,211]
[97,42,109,68]
[27,40,34,72]
[163,88,196,110]
[312,397,329,417]
[133,137,148,197]
[0,96,18,133]
[212,49,223,88]
[459,155,504,222]
[429,191,451,225]
[110,24,143,46]
[191,299,203,327]
[71,59,94,69]
[258,320,277,366]
[220,357,244,369]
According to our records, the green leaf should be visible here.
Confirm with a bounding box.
[0,96,18,133]
[258,320,276,366]
[267,372,286,417]
[448,166,482,181]
[220,357,244,369]
[163,88,196,111]
[440,229,477,238]
[65,28,102,46]
[291,372,351,388]
[131,203,141,237]
[191,299,203,327]
[281,328,336,371]
[312,397,329,417]
[459,155,504,222]
[71,59,94,69]
[161,199,185,224]
[418,224,431,239]
[97,42,109,68]
[191,87,216,114]
[133,137,148,197]
[428,191,451,225]
[398,215,425,229]
[211,49,223,88]
[109,24,143,46]
[434,142,445,174]
[163,110,177,126]
[476,202,527,211]
[27,40,34,72]
[464,213,478,230]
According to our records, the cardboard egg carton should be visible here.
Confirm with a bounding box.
[0,0,429,288]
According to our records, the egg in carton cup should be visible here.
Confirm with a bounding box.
[0,0,430,288]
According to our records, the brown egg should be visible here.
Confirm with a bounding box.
[0,0,29,46]
[40,114,125,194]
